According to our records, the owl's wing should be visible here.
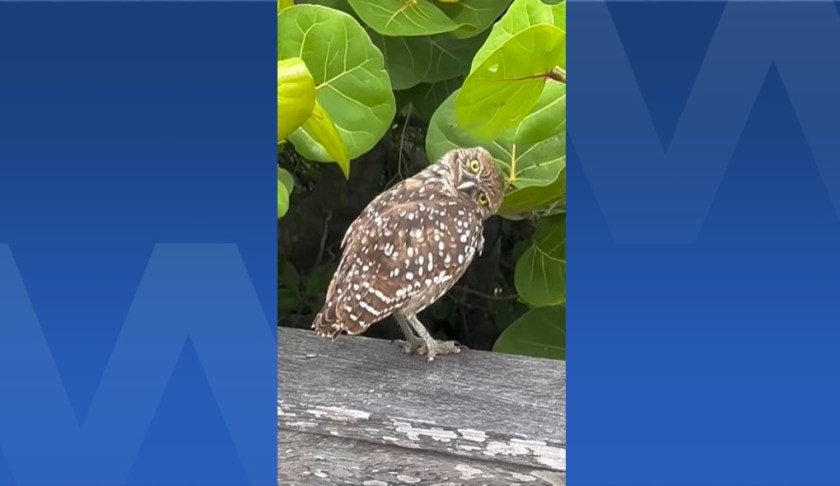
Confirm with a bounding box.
[313,198,483,337]
[340,178,410,250]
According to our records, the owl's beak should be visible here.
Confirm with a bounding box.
[457,180,476,190]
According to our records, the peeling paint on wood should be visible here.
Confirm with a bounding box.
[278,327,566,485]
[279,431,566,485]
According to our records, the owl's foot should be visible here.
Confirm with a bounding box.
[395,336,425,355]
[418,339,462,362]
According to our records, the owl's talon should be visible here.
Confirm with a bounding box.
[423,340,462,362]
[395,338,425,355]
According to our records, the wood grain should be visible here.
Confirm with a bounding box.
[279,430,566,485]
[278,327,566,484]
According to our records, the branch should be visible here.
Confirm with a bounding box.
[548,67,566,84]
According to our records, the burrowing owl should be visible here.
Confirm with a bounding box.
[312,147,505,361]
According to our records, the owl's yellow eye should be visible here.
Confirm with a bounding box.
[468,159,480,173]
[478,192,489,206]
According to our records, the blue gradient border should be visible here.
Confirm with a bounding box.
[0,2,276,485]
[569,1,840,484]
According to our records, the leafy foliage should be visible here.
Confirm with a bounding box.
[493,306,565,360]
[514,214,565,307]
[426,82,566,217]
[277,4,395,172]
[277,58,316,141]
[278,0,565,360]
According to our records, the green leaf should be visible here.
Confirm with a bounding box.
[277,167,295,219]
[399,76,463,122]
[347,0,461,37]
[514,214,565,307]
[456,24,565,140]
[277,167,295,194]
[500,168,565,217]
[470,0,565,71]
[277,58,316,141]
[423,32,487,83]
[300,101,350,177]
[277,0,294,12]
[369,32,433,90]
[278,257,300,313]
[493,306,565,360]
[279,5,395,164]
[426,83,566,212]
[369,31,485,90]
[437,0,514,39]
[304,263,337,302]
[277,179,290,219]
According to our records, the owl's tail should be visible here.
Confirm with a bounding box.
[311,301,343,339]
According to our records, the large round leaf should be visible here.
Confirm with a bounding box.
[423,32,488,83]
[398,76,463,122]
[470,0,565,71]
[279,5,395,162]
[437,0,514,39]
[515,214,565,307]
[277,167,295,219]
[426,84,565,214]
[369,32,433,90]
[277,58,316,141]
[493,306,565,360]
[502,168,565,216]
[277,180,290,219]
[456,24,565,140]
[347,0,461,36]
[369,31,486,90]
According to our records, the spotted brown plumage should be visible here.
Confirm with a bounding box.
[312,147,505,361]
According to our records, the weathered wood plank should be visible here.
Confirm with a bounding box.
[279,430,566,485]
[278,327,566,472]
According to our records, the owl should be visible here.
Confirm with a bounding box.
[312,147,505,361]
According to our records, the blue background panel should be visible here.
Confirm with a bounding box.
[0,2,276,485]
[569,1,840,485]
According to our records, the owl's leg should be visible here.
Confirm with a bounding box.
[405,314,461,362]
[393,314,424,355]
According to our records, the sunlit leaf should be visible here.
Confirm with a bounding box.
[437,0,514,39]
[347,0,461,36]
[277,58,316,141]
[300,101,350,177]
[514,214,565,307]
[493,306,565,360]
[278,167,295,193]
[499,168,565,217]
[277,0,294,13]
[279,5,395,165]
[277,178,290,219]
[456,24,565,140]
[426,84,565,213]
[470,0,565,70]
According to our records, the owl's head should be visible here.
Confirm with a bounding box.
[443,147,505,219]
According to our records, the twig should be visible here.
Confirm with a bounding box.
[313,210,332,271]
[549,67,566,84]
[396,104,412,182]
[454,286,519,301]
